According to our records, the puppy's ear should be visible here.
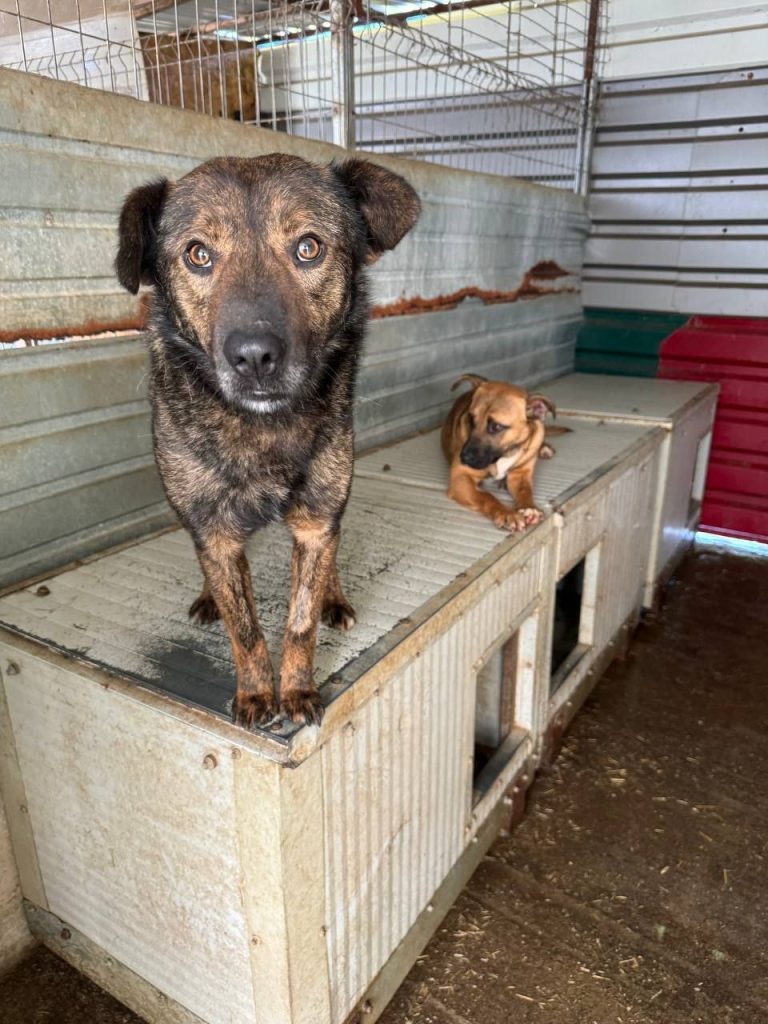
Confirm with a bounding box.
[527,393,556,420]
[334,159,420,263]
[115,179,169,294]
[451,373,488,392]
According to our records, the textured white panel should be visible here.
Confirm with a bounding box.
[2,651,255,1024]
[321,544,546,1021]
[541,374,716,425]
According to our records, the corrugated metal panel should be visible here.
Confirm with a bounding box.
[321,547,544,1021]
[0,337,174,589]
[659,316,768,543]
[0,64,586,588]
[0,294,578,589]
[0,67,587,336]
[0,475,523,717]
[584,65,768,316]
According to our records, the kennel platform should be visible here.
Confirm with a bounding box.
[542,374,718,605]
[1,416,666,1024]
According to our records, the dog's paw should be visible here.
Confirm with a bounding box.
[232,691,279,730]
[495,507,543,532]
[517,507,544,528]
[539,443,555,460]
[280,691,325,727]
[189,593,220,625]
[322,599,356,631]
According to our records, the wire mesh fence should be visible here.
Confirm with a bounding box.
[0,0,600,189]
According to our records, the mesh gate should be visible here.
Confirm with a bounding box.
[0,0,600,189]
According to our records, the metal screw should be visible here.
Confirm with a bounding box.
[231,748,242,760]
[202,754,218,770]
[60,928,71,941]
[6,662,20,676]
[35,585,51,597]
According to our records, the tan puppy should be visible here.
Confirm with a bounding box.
[441,373,559,531]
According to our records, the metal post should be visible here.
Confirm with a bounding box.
[575,0,600,195]
[330,0,355,150]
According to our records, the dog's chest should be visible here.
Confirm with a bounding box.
[490,450,522,480]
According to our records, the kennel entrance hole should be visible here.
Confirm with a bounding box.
[472,612,537,804]
[550,545,600,694]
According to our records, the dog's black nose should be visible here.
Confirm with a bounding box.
[223,330,284,380]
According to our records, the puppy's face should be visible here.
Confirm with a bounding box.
[115,155,420,414]
[458,379,554,470]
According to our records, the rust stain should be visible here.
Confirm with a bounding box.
[0,296,149,345]
[3,262,576,341]
[371,260,577,320]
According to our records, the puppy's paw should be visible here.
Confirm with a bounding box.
[232,691,279,730]
[322,599,356,631]
[493,509,526,533]
[280,690,324,727]
[517,507,544,527]
[539,443,555,460]
[494,507,543,532]
[189,593,220,625]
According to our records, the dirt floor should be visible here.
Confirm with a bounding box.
[1,542,766,1024]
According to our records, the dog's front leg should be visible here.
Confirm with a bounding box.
[448,465,527,532]
[505,467,543,529]
[196,536,277,728]
[280,517,339,725]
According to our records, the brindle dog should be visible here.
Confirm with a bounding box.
[115,154,420,728]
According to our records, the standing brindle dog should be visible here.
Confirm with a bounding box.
[115,154,420,728]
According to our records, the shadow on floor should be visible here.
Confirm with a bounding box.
[2,544,767,1024]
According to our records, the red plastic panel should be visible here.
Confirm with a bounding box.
[659,315,768,543]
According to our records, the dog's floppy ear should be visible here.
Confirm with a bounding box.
[527,393,556,420]
[334,159,421,263]
[451,373,488,392]
[115,179,169,294]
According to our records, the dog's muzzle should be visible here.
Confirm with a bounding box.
[460,440,499,470]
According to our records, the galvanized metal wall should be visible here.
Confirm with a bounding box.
[583,65,768,316]
[0,67,586,336]
[0,64,587,589]
[0,338,173,589]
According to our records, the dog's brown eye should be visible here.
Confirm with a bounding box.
[185,242,212,270]
[487,418,506,435]
[295,236,323,263]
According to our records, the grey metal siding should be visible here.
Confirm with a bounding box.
[0,339,174,588]
[0,67,587,337]
[0,66,587,588]
[583,65,768,316]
